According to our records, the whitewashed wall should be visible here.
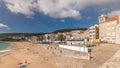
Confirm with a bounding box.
[59,45,88,52]
[116,24,120,44]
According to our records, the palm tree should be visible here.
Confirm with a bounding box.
[38,35,44,43]
[57,34,66,43]
[47,35,50,42]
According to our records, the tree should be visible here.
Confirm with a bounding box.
[38,35,44,43]
[57,34,66,43]
[47,35,50,42]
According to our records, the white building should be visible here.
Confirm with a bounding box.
[99,14,120,43]
[88,24,99,43]
[116,24,120,44]
[70,30,82,40]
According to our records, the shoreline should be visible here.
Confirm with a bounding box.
[0,42,16,58]
[0,50,11,57]
[0,42,58,68]
[0,42,119,68]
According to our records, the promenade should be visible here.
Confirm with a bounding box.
[100,48,120,68]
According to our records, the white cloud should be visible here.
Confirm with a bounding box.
[60,20,65,23]
[2,0,120,19]
[87,16,93,19]
[3,0,36,16]
[107,10,120,17]
[0,23,8,28]
[36,0,82,18]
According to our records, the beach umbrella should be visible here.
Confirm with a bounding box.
[17,62,23,66]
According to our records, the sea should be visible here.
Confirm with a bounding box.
[0,42,11,57]
[0,42,10,50]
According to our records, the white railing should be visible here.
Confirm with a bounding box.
[59,44,88,52]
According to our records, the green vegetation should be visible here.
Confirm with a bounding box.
[53,28,87,33]
[37,35,45,42]
[57,34,66,42]
[0,33,46,41]
[0,28,87,41]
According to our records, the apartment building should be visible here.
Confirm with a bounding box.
[99,14,120,43]
[116,24,120,44]
[88,24,99,43]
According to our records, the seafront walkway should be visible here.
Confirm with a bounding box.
[99,49,120,68]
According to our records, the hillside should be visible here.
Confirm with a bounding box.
[53,28,87,33]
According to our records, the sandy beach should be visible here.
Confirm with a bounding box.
[0,42,58,68]
[0,42,120,68]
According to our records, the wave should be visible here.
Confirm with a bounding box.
[0,49,11,57]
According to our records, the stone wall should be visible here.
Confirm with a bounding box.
[47,45,90,60]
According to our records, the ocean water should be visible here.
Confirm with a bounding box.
[0,42,10,50]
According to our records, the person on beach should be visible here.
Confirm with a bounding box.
[25,59,27,65]
[27,48,29,51]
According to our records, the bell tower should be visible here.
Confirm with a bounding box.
[98,14,107,23]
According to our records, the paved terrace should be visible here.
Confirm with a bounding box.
[84,44,120,68]
[42,43,120,68]
[99,48,120,68]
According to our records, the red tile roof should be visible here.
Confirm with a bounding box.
[106,16,119,22]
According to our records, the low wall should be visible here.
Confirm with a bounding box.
[59,44,88,52]
[47,45,90,60]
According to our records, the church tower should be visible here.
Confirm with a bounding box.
[98,14,107,23]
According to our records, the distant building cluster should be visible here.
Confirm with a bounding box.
[28,14,120,45]
[29,24,99,45]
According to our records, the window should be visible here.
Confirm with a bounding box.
[112,32,115,35]
[112,38,115,40]
[112,27,115,29]
[107,33,110,36]
[107,38,110,40]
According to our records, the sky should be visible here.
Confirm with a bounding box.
[0,0,120,33]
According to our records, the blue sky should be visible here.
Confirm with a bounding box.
[0,0,120,33]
